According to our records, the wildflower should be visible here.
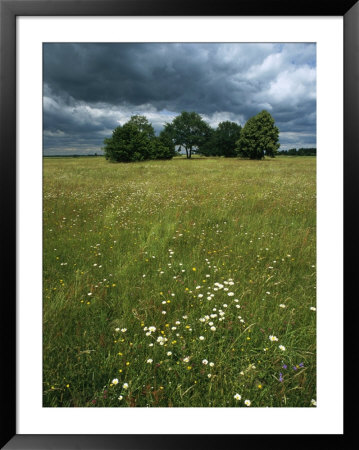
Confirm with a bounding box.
[121,328,127,333]
[234,393,241,401]
[156,336,167,345]
[199,336,205,341]
[123,383,129,389]
[209,362,214,367]
[112,378,119,385]
[279,373,284,382]
[279,345,286,351]
[167,351,172,356]
[210,326,216,331]
[227,292,234,297]
[269,335,279,342]
[282,364,287,370]
[183,356,190,363]
[118,395,123,401]
[244,400,251,406]
[311,399,317,406]
[257,384,262,389]
[202,359,208,365]
[146,359,153,364]
[310,306,316,311]
[198,294,203,298]
[207,374,212,378]
[279,304,286,308]
[148,326,156,333]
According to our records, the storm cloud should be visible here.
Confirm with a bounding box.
[43,43,316,154]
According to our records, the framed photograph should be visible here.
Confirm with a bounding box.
[1,0,356,448]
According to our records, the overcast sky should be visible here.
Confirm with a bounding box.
[43,43,316,155]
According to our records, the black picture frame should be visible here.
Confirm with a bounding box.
[1,0,356,448]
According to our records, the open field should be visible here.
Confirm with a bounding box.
[43,156,316,407]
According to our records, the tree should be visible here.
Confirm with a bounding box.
[216,121,242,157]
[158,126,177,156]
[127,115,155,140]
[103,118,152,162]
[200,121,241,157]
[165,111,212,159]
[150,138,176,160]
[103,115,174,162]
[235,110,280,160]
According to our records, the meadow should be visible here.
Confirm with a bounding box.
[43,155,316,407]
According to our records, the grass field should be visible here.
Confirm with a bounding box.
[43,155,316,407]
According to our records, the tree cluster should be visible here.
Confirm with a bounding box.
[277,148,316,156]
[199,110,280,159]
[104,110,280,162]
[103,115,176,162]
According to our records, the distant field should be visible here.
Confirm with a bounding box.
[43,156,316,407]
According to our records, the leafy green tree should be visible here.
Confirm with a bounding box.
[287,148,298,155]
[235,110,280,160]
[127,115,155,140]
[196,127,217,156]
[150,138,176,160]
[158,126,177,156]
[165,111,212,159]
[103,115,174,162]
[203,121,241,157]
[103,120,150,162]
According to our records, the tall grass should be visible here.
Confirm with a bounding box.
[43,156,316,407]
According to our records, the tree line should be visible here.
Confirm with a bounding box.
[277,148,316,156]
[103,110,280,162]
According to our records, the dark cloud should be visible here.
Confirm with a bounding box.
[43,43,316,154]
